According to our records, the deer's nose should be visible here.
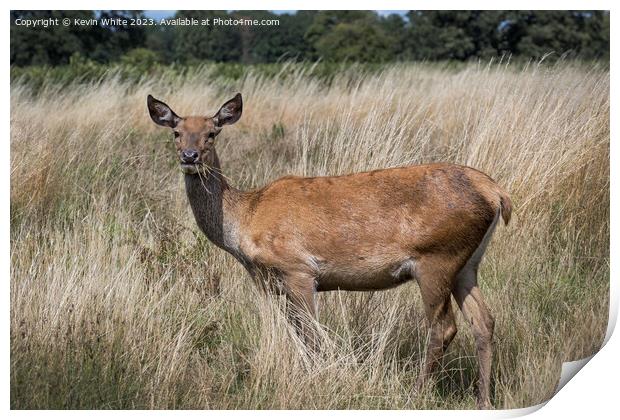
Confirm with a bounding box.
[181,150,199,163]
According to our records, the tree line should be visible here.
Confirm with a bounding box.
[11,10,610,67]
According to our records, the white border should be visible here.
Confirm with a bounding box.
[3,1,616,418]
[3,1,618,11]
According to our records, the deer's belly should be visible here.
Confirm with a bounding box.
[315,257,417,292]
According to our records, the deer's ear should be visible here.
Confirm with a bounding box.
[147,95,180,128]
[213,93,242,127]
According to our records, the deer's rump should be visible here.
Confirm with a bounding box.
[239,163,509,291]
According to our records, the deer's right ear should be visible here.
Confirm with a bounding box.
[147,95,180,128]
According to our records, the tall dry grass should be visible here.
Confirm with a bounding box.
[10,61,609,409]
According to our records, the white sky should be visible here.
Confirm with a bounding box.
[142,10,409,19]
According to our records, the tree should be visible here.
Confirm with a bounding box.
[501,11,610,60]
[11,11,97,65]
[145,25,176,63]
[172,11,242,63]
[581,11,610,60]
[305,11,395,62]
[231,10,316,63]
[10,10,147,66]
[405,11,505,60]
[10,10,610,66]
[380,14,407,60]
[93,11,147,62]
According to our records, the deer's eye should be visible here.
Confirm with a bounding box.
[173,131,180,139]
[207,133,215,139]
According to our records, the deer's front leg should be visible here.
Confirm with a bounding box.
[283,272,320,353]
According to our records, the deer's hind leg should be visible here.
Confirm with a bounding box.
[452,210,500,409]
[453,266,494,410]
[414,256,460,393]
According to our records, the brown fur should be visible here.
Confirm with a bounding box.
[237,164,507,292]
[147,93,512,409]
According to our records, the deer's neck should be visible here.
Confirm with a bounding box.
[183,154,244,257]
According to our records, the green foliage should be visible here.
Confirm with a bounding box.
[307,11,396,62]
[502,11,610,60]
[406,11,506,60]
[11,10,95,66]
[10,60,390,94]
[118,48,163,78]
[172,11,242,63]
[239,11,316,63]
[10,10,147,66]
[120,48,160,68]
[11,10,610,67]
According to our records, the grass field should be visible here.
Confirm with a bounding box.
[10,61,609,409]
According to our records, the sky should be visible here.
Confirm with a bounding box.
[142,10,409,19]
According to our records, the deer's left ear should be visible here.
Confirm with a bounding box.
[213,93,242,127]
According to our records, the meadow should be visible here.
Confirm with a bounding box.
[10,61,609,409]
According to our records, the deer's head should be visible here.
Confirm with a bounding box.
[147,93,242,174]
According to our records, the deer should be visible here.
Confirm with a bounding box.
[147,93,512,409]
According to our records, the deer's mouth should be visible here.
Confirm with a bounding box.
[180,163,201,174]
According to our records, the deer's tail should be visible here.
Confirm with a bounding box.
[498,188,512,226]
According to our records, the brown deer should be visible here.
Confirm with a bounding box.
[147,93,512,409]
